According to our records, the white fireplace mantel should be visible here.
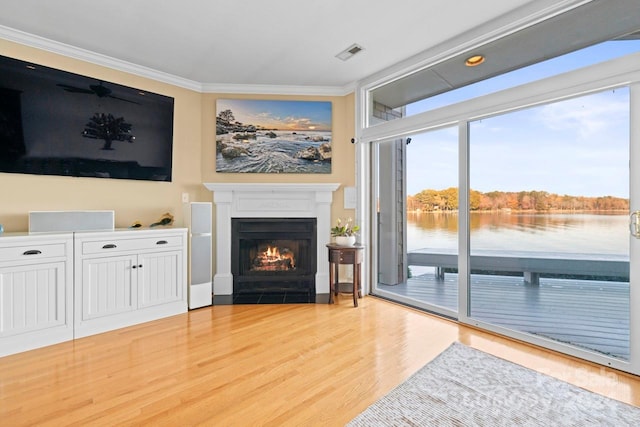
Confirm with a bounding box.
[204,183,340,297]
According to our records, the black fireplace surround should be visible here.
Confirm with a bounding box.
[231,218,317,297]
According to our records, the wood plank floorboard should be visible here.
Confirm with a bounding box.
[377,272,630,359]
[1,297,639,426]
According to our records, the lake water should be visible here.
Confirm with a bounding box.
[407,212,629,256]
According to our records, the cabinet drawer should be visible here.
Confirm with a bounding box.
[82,235,183,254]
[329,249,355,264]
[0,243,67,262]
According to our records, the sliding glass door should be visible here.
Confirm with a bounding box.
[365,76,640,374]
[466,88,631,361]
[373,127,458,317]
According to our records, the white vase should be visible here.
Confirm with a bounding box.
[335,235,356,246]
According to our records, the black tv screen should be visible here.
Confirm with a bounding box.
[0,54,174,181]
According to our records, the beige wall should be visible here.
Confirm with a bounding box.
[201,92,356,225]
[0,40,356,239]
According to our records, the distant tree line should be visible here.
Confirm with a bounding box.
[407,188,629,212]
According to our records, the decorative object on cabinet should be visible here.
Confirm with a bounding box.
[335,235,357,246]
[331,217,359,247]
[150,212,174,227]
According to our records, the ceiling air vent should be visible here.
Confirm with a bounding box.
[336,43,365,61]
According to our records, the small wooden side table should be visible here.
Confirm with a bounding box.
[327,243,364,307]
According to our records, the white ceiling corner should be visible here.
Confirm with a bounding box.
[0,0,584,95]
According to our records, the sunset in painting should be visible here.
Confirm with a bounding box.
[216,99,331,131]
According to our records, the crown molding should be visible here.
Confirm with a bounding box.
[0,24,356,97]
[0,25,204,92]
[201,82,355,97]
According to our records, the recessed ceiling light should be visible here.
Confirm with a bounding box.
[465,55,485,67]
[336,43,365,61]
[25,65,36,70]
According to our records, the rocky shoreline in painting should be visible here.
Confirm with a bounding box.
[217,132,331,162]
[216,121,332,174]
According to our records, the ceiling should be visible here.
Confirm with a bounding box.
[372,0,640,108]
[0,0,552,93]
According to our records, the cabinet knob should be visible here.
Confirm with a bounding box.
[23,249,42,256]
[132,265,137,269]
[156,240,168,245]
[102,244,117,249]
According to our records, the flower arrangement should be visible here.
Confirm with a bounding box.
[331,217,360,237]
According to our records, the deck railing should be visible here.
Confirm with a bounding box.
[407,248,629,285]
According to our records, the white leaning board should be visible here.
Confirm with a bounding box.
[29,210,115,233]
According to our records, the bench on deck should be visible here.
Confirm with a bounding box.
[407,249,629,285]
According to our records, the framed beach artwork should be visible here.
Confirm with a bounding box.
[215,99,332,173]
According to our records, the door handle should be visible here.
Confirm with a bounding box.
[630,211,640,238]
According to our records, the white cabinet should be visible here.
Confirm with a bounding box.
[138,250,183,308]
[81,254,137,320]
[74,228,187,338]
[0,233,74,357]
[0,228,187,356]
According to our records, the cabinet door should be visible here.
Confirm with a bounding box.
[82,255,136,320]
[0,262,67,337]
[138,251,183,308]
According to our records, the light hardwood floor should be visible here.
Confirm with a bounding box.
[1,296,639,426]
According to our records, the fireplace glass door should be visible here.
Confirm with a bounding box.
[231,218,316,295]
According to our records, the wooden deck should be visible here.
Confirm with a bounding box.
[376,272,630,360]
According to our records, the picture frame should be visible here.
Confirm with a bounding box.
[216,99,332,174]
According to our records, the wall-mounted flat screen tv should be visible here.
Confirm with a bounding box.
[0,54,174,181]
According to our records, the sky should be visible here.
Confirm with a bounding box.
[403,40,637,198]
[216,99,332,131]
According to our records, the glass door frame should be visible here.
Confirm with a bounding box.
[369,130,459,319]
[459,90,635,368]
[357,53,640,375]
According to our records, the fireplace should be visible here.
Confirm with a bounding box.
[204,182,340,304]
[232,218,316,295]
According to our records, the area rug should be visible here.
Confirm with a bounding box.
[348,342,640,426]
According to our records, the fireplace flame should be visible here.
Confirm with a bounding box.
[253,245,296,271]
